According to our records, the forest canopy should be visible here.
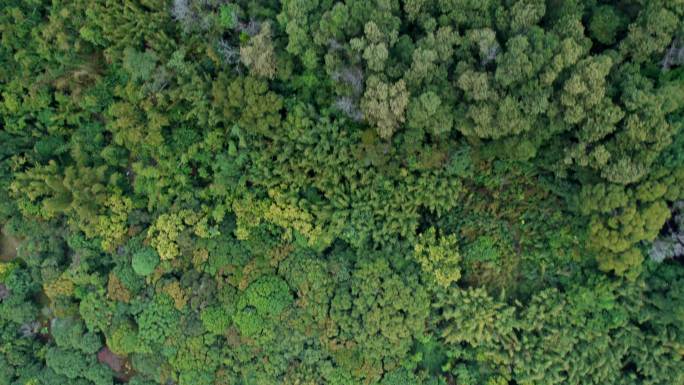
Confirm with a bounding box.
[1,1,683,385]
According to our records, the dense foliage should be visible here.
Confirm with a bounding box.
[1,1,683,384]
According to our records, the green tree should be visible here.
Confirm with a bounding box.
[200,306,231,335]
[131,247,160,276]
[588,5,627,45]
[328,259,429,382]
[233,275,293,339]
[51,317,102,353]
[212,75,283,136]
[136,294,180,348]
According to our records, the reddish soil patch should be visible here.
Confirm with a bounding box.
[98,347,125,372]
[97,347,135,382]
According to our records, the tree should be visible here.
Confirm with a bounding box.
[407,91,453,136]
[435,287,517,384]
[147,212,186,261]
[588,5,627,45]
[46,347,114,385]
[211,75,283,136]
[240,22,277,79]
[233,275,293,339]
[136,294,180,348]
[328,259,429,382]
[11,161,123,238]
[51,317,102,353]
[414,227,461,287]
[200,306,231,335]
[588,201,670,277]
[132,247,160,276]
[169,335,220,385]
[108,322,142,355]
[619,2,680,63]
[360,76,409,140]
